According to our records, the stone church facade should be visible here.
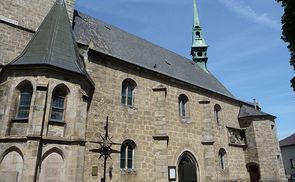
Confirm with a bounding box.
[0,0,287,182]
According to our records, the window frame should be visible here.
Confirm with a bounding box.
[291,159,295,168]
[120,140,136,170]
[218,149,226,170]
[16,84,33,120]
[214,104,221,126]
[178,94,189,120]
[121,79,136,107]
[49,86,68,123]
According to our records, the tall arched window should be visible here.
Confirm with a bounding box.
[121,79,136,106]
[120,140,136,169]
[50,86,68,122]
[179,94,189,119]
[214,104,221,126]
[16,84,33,119]
[218,148,226,170]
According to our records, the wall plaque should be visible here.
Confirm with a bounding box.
[168,166,176,181]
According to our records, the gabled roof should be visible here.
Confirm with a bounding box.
[73,11,234,98]
[280,133,295,147]
[8,0,93,86]
[238,105,275,119]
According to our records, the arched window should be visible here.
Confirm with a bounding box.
[214,104,221,126]
[16,84,33,119]
[196,31,200,38]
[50,86,68,122]
[179,94,189,118]
[120,140,136,169]
[218,148,226,170]
[121,79,136,106]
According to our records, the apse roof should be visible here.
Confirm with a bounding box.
[73,11,234,98]
[8,0,93,86]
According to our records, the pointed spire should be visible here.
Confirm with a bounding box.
[8,0,94,86]
[191,0,208,72]
[193,0,200,28]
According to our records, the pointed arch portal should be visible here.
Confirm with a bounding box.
[178,151,198,182]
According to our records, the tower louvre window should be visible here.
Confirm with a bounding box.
[196,31,200,38]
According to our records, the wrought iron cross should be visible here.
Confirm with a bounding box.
[90,116,121,182]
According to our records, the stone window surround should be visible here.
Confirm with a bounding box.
[218,148,227,170]
[120,140,136,171]
[291,159,295,169]
[214,104,222,127]
[14,82,33,120]
[121,78,137,107]
[178,94,190,122]
[49,85,69,124]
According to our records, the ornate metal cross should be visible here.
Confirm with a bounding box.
[90,116,121,182]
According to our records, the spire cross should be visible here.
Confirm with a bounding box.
[89,116,121,182]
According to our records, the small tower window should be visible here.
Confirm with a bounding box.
[214,104,221,126]
[121,79,136,106]
[16,84,33,119]
[120,140,136,169]
[50,86,68,122]
[197,52,202,57]
[179,94,189,119]
[219,148,226,170]
[196,31,200,38]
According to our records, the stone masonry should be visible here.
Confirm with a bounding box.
[0,0,287,182]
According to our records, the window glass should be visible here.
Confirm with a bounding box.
[50,87,67,122]
[179,95,188,118]
[120,140,136,169]
[219,149,226,170]
[17,85,33,119]
[120,145,126,168]
[121,79,136,106]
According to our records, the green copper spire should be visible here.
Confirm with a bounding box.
[191,0,208,72]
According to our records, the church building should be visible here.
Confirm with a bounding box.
[0,0,287,181]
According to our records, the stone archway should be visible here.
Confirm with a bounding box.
[178,151,198,182]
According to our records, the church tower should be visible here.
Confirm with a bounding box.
[191,0,208,72]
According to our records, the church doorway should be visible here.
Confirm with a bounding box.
[247,163,260,182]
[178,151,198,182]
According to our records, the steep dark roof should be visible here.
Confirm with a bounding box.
[238,105,275,119]
[73,11,234,98]
[280,133,295,147]
[8,0,93,86]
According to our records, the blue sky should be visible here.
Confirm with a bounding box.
[75,0,295,139]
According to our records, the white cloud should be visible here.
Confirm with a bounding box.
[217,0,280,29]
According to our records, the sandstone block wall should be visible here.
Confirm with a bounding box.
[83,52,256,182]
[0,69,89,181]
